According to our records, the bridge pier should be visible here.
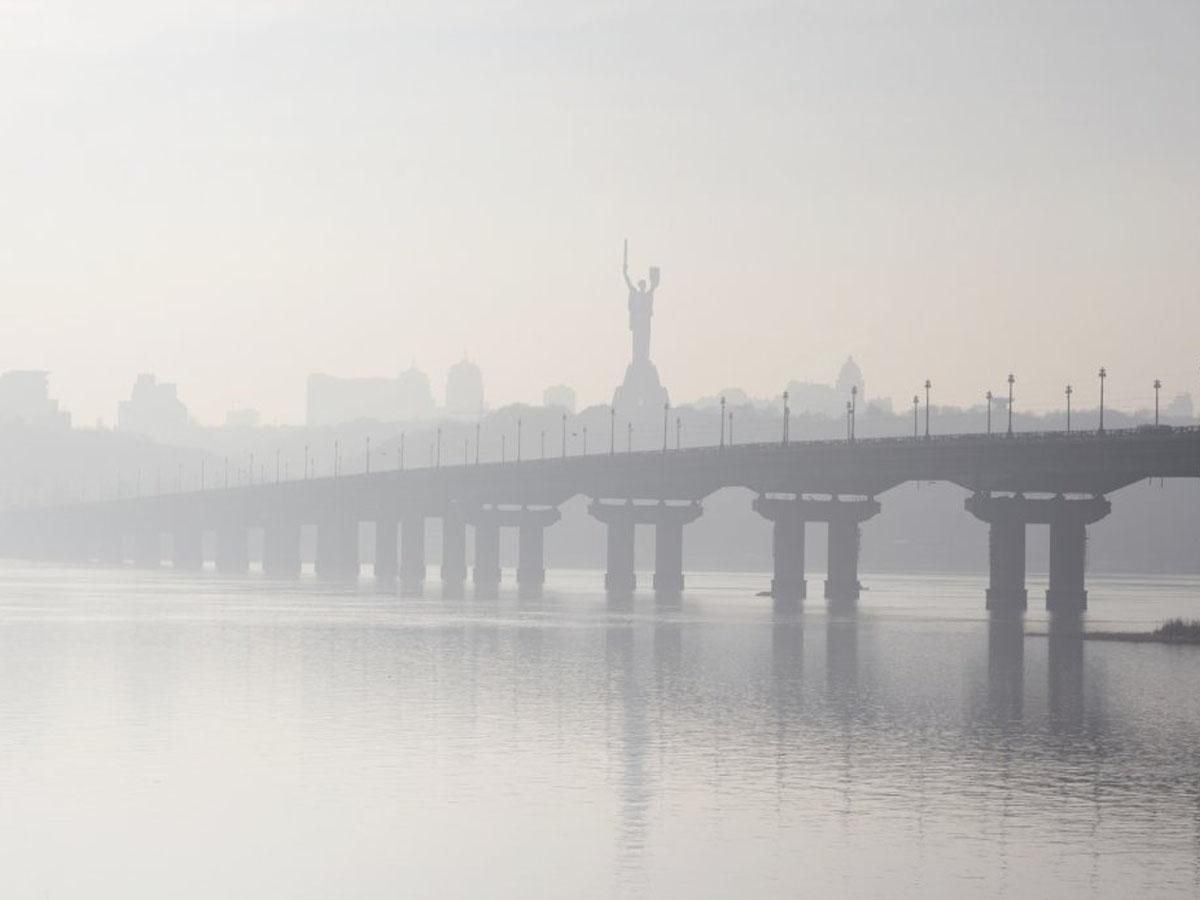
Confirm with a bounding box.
[589,500,702,595]
[966,493,1110,612]
[172,527,204,571]
[133,530,161,568]
[516,507,562,596]
[753,496,879,605]
[316,513,358,580]
[1046,498,1110,612]
[400,514,425,592]
[374,517,398,583]
[753,497,807,600]
[216,523,249,575]
[650,503,703,593]
[441,511,468,592]
[824,499,879,605]
[589,501,637,594]
[965,494,1029,611]
[473,519,501,591]
[263,520,302,577]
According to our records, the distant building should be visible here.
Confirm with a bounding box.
[0,370,70,428]
[117,374,189,441]
[224,408,261,428]
[543,384,576,413]
[445,357,484,417]
[787,357,866,417]
[306,365,436,427]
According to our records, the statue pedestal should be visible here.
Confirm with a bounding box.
[613,360,669,417]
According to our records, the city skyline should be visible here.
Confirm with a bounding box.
[1,1,1196,425]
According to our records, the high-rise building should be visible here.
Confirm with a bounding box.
[0,370,70,428]
[117,374,190,441]
[445,357,484,417]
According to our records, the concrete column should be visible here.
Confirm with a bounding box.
[473,520,501,589]
[1047,516,1088,612]
[753,496,807,600]
[374,518,398,583]
[263,520,302,578]
[134,530,161,568]
[824,517,861,604]
[652,518,684,592]
[400,514,425,592]
[316,514,358,580]
[172,527,204,571]
[441,514,468,588]
[589,502,637,593]
[987,518,1028,611]
[216,524,249,575]
[516,507,561,594]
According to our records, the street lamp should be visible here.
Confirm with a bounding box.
[924,379,932,439]
[304,443,309,479]
[720,396,726,448]
[663,402,669,452]
[515,419,521,463]
[627,421,633,453]
[985,390,993,436]
[501,433,507,463]
[474,423,480,465]
[582,426,588,456]
[277,448,282,482]
[332,442,338,477]
[540,429,546,460]
[365,437,370,475]
[850,384,858,441]
[562,412,568,459]
[846,400,853,442]
[1098,367,1107,433]
[436,427,442,467]
[1154,379,1162,426]
[676,416,682,451]
[401,432,407,470]
[1066,385,1073,433]
[912,395,919,438]
[782,391,790,446]
[1006,373,1014,437]
[728,411,734,446]
[610,406,616,455]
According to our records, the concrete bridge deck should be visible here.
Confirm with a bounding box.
[4,425,1199,610]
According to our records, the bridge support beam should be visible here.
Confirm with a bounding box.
[400,515,425,592]
[824,500,879,605]
[316,513,358,580]
[589,500,702,595]
[966,493,1110,612]
[216,524,249,575]
[263,520,302,578]
[516,507,562,596]
[172,527,204,571]
[374,518,398,583]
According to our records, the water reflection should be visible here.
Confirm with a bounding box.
[2,566,1200,898]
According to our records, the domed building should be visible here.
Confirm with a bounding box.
[835,356,865,403]
[445,356,485,418]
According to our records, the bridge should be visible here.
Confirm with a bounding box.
[3,426,1198,611]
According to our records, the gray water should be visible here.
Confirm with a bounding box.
[2,563,1199,898]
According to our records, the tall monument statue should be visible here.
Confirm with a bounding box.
[613,239,669,417]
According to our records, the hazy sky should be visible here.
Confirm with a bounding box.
[1,1,1197,426]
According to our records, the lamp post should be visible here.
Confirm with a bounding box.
[436,427,442,467]
[1006,373,1015,437]
[720,396,726,448]
[1066,385,1073,433]
[474,423,480,464]
[627,421,633,453]
[728,411,734,446]
[676,416,681,451]
[912,395,919,438]
[561,413,567,459]
[663,402,669,452]
[501,434,506,463]
[224,457,229,490]
[304,444,309,479]
[582,426,587,456]
[277,448,282,482]
[985,391,993,435]
[782,391,790,446]
[850,384,858,441]
[249,453,254,485]
[200,459,206,491]
[540,429,546,460]
[924,380,932,439]
[515,419,521,463]
[1098,367,1107,433]
[332,442,338,478]
[464,436,469,465]
[401,432,407,470]
[610,406,616,455]
[365,437,370,474]
[1154,379,1162,426]
[846,400,852,442]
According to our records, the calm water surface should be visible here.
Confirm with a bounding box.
[2,562,1199,898]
